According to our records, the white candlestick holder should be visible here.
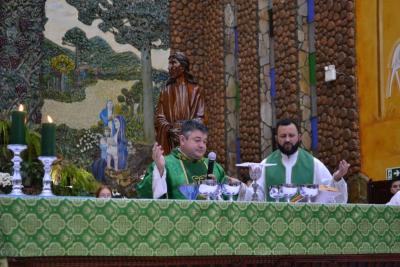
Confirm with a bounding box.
[38,156,57,197]
[7,144,27,196]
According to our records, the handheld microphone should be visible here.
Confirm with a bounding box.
[207,152,216,179]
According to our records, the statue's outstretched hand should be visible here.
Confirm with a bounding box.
[152,143,165,176]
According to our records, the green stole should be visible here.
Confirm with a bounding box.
[265,148,314,201]
[136,148,226,199]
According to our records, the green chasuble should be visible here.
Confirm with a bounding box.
[136,148,226,199]
[265,148,314,201]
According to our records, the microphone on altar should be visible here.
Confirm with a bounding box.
[206,152,216,179]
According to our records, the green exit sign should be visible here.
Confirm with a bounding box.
[386,167,400,180]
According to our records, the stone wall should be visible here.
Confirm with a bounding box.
[237,0,261,164]
[203,2,226,166]
[272,0,299,121]
[314,0,360,174]
[169,1,208,94]
[170,0,361,190]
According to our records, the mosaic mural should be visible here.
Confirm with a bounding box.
[0,0,170,197]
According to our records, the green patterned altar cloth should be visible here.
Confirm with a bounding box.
[1,197,400,257]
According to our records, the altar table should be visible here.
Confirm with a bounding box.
[0,197,400,265]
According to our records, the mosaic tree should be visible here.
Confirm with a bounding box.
[66,0,169,143]
[118,82,142,116]
[50,54,75,91]
[62,27,89,86]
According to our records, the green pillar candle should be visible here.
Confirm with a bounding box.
[41,122,56,156]
[10,110,26,145]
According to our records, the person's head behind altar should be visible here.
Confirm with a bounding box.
[179,120,208,160]
[275,118,302,156]
[390,178,400,195]
[96,185,112,198]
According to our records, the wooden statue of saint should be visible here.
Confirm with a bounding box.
[155,52,205,154]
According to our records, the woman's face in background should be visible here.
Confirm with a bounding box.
[114,118,120,130]
[107,100,113,110]
[98,187,112,198]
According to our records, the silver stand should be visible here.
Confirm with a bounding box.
[7,144,27,196]
[38,156,57,197]
[252,182,260,201]
[249,166,262,201]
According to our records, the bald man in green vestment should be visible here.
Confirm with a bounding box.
[136,120,226,199]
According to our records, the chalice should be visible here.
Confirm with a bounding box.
[222,180,241,201]
[269,185,283,202]
[199,179,219,200]
[281,184,298,203]
[299,184,319,203]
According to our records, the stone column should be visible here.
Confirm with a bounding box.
[237,0,261,165]
[297,0,312,150]
[203,2,226,165]
[272,0,299,121]
[314,0,360,174]
[259,0,274,158]
[224,1,239,176]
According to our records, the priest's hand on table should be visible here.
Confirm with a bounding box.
[227,176,242,184]
[152,142,165,176]
[207,175,242,186]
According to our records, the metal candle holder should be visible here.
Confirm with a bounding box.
[7,144,27,196]
[38,156,57,197]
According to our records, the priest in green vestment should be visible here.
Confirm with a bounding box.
[238,118,350,203]
[136,120,226,199]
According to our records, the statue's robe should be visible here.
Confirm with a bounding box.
[155,81,204,155]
